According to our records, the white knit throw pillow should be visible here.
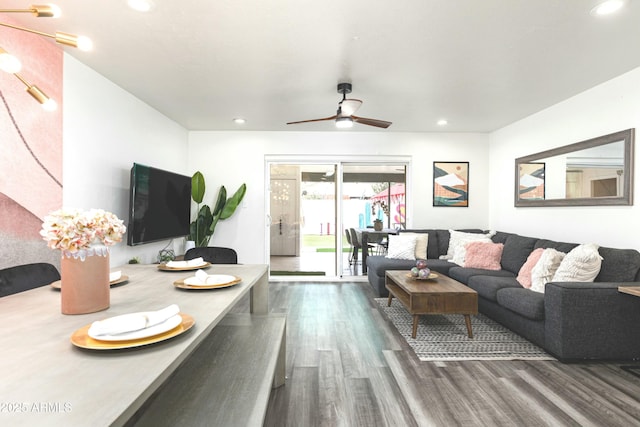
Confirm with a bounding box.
[530,248,566,293]
[552,243,603,283]
[386,234,418,260]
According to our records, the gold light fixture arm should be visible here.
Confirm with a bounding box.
[0,22,92,50]
[13,72,57,111]
[0,5,61,18]
[0,3,87,110]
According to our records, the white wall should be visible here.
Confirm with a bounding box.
[189,131,490,263]
[489,66,640,250]
[63,55,190,266]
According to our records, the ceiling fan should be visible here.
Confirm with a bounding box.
[286,83,392,129]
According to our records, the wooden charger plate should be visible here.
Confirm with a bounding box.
[70,313,195,350]
[173,275,242,290]
[157,262,211,271]
[51,275,129,290]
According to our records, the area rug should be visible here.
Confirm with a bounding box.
[375,298,554,361]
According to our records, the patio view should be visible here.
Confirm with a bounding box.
[269,163,406,277]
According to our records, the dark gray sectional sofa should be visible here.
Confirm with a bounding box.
[366,229,640,361]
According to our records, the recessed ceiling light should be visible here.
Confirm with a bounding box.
[590,0,626,16]
[437,119,448,126]
[127,0,155,12]
[233,118,246,125]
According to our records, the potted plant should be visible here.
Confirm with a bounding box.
[188,171,247,247]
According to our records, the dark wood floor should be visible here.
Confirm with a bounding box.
[232,281,640,427]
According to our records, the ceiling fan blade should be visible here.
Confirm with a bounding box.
[352,115,392,129]
[339,99,363,116]
[286,115,337,125]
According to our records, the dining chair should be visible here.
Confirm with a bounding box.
[349,228,372,266]
[0,262,60,298]
[345,229,355,268]
[185,247,238,264]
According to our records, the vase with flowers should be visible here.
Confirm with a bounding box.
[40,208,126,314]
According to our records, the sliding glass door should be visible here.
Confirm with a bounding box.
[268,160,408,279]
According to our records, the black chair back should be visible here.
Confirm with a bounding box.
[345,229,352,245]
[185,247,238,264]
[0,263,60,298]
[349,228,362,249]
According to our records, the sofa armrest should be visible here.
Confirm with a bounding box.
[544,281,640,360]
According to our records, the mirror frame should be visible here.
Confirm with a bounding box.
[515,128,635,207]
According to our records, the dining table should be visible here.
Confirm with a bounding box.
[358,228,398,274]
[0,262,272,427]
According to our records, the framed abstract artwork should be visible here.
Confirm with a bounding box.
[433,162,469,207]
[518,162,545,200]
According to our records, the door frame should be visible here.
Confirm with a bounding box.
[265,154,412,278]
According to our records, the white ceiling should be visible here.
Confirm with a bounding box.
[3,0,640,132]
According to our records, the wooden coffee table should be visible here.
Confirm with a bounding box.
[385,270,478,339]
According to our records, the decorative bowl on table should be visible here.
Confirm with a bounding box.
[407,260,438,280]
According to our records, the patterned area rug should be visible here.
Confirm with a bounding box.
[375,298,554,361]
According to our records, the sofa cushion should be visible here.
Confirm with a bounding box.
[497,288,545,320]
[463,242,504,270]
[500,234,538,274]
[386,234,417,260]
[553,243,603,283]
[366,256,415,277]
[534,239,578,254]
[596,246,640,282]
[424,259,460,275]
[466,275,521,302]
[491,231,513,245]
[448,266,515,285]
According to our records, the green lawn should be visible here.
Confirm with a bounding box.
[303,234,350,252]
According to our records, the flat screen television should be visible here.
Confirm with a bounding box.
[127,163,191,246]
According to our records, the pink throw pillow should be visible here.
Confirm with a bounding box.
[516,248,544,288]
[463,242,504,270]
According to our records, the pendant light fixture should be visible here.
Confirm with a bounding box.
[0,4,92,110]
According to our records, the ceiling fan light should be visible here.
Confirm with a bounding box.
[127,0,156,12]
[335,117,353,129]
[590,0,625,16]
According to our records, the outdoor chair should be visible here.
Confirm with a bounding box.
[345,229,356,269]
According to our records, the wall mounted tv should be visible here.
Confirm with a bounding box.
[127,163,191,246]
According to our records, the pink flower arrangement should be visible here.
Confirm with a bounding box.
[40,208,126,257]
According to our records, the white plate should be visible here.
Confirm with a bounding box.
[184,274,238,287]
[158,262,211,271]
[88,313,183,342]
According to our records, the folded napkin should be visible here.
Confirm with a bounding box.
[109,270,122,282]
[89,304,180,337]
[165,257,205,268]
[187,269,215,285]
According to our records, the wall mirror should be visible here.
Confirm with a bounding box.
[515,128,634,207]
